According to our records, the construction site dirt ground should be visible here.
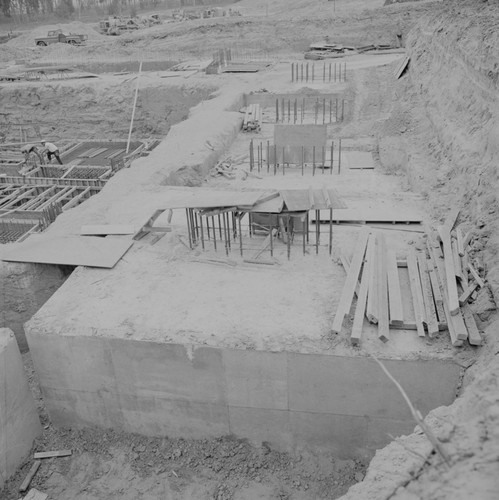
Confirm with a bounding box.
[1,0,499,499]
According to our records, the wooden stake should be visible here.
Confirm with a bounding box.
[212,216,217,250]
[126,60,143,154]
[19,461,41,492]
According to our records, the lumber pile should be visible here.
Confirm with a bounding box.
[333,215,484,347]
[242,104,262,132]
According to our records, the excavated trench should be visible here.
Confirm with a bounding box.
[0,79,217,352]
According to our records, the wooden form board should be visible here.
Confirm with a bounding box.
[2,234,133,268]
[250,195,284,213]
[376,233,389,342]
[351,256,370,345]
[274,124,327,148]
[315,209,423,224]
[280,188,346,211]
[366,234,378,324]
[437,225,460,315]
[343,151,374,170]
[394,55,410,79]
[332,228,370,334]
[386,249,404,325]
[159,190,278,210]
[407,252,426,338]
[417,252,439,337]
[80,224,135,236]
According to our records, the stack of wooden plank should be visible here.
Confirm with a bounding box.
[332,213,484,347]
[243,104,262,132]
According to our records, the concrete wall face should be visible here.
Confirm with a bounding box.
[26,331,461,459]
[0,328,41,488]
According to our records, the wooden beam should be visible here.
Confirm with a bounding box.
[376,233,389,342]
[468,262,485,288]
[427,254,445,323]
[461,303,482,346]
[444,207,460,233]
[366,233,378,324]
[459,282,479,305]
[417,252,439,337]
[386,249,404,325]
[351,256,370,346]
[19,461,41,492]
[407,252,426,338]
[428,243,467,345]
[33,449,72,459]
[251,228,278,260]
[451,239,463,281]
[332,229,370,334]
[456,227,465,256]
[437,225,460,315]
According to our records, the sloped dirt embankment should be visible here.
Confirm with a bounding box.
[340,1,499,499]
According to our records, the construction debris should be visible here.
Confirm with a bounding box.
[19,460,41,492]
[242,104,262,132]
[335,212,484,347]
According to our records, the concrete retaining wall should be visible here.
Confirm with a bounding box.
[0,328,41,488]
[26,332,461,459]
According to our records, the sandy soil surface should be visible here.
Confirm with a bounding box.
[1,0,498,499]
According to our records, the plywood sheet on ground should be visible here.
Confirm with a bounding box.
[1,234,133,268]
[343,151,374,169]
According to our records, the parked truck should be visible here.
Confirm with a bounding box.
[35,29,88,46]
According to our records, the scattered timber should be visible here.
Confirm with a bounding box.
[33,449,72,459]
[19,461,41,492]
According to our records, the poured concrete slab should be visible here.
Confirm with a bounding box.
[1,234,133,268]
[0,328,41,488]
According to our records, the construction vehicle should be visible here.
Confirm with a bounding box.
[35,29,88,46]
[99,17,141,36]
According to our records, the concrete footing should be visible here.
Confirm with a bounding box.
[0,328,41,488]
[26,330,461,460]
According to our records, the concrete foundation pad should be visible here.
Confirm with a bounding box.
[0,328,41,488]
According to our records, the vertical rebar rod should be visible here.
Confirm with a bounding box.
[288,99,291,123]
[344,61,347,81]
[322,146,325,174]
[206,216,211,240]
[313,146,316,176]
[338,138,342,174]
[276,99,279,123]
[212,216,217,250]
[331,141,334,174]
[334,63,337,82]
[282,147,285,176]
[238,213,243,256]
[186,209,192,248]
[323,98,326,125]
[306,63,309,82]
[312,63,314,82]
[323,62,326,82]
[226,212,232,250]
[329,63,332,82]
[329,208,333,256]
[294,99,297,124]
[301,146,304,176]
[314,99,318,124]
[199,213,205,250]
[249,139,254,171]
[335,98,338,122]
[301,63,303,81]
[329,99,332,124]
[274,145,277,175]
[267,140,270,173]
[341,99,345,122]
[291,62,294,82]
[302,98,305,123]
[287,214,291,260]
[218,214,222,239]
[269,214,273,257]
[222,211,229,256]
[316,210,320,255]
